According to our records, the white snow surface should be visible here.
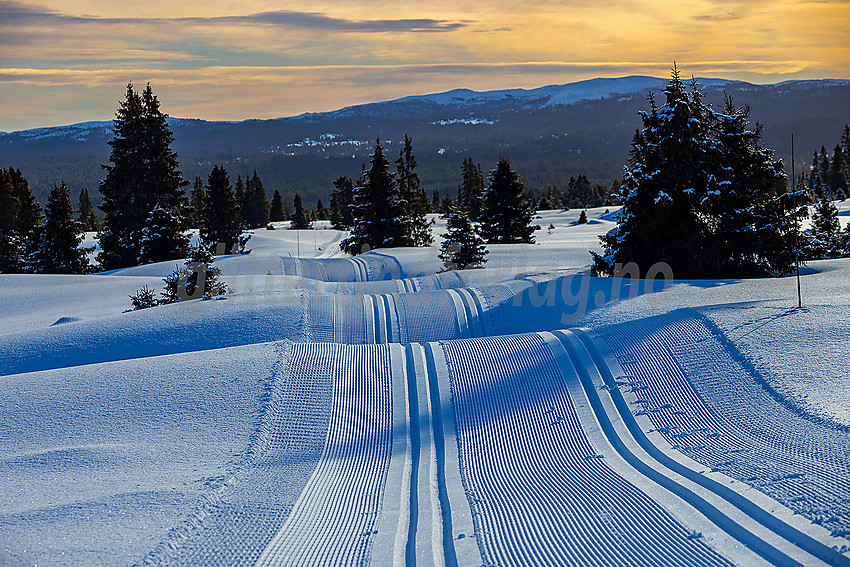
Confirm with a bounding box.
[2,204,850,565]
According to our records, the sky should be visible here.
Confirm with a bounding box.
[1,0,848,131]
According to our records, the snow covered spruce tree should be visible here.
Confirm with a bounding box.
[439,206,488,270]
[479,157,536,244]
[593,68,789,278]
[161,244,228,304]
[806,194,843,259]
[0,168,42,273]
[396,134,433,247]
[28,182,90,274]
[137,204,190,264]
[98,84,188,270]
[342,141,407,255]
[198,165,249,254]
[290,193,313,229]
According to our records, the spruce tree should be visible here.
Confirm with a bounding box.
[396,134,433,246]
[807,194,842,259]
[828,144,847,199]
[480,157,536,244]
[593,70,715,277]
[578,210,588,224]
[594,70,790,278]
[243,170,270,229]
[29,182,89,274]
[137,204,190,264]
[342,141,406,254]
[439,206,487,270]
[841,125,850,183]
[98,83,187,270]
[460,158,485,220]
[290,193,313,229]
[709,94,789,276]
[199,165,249,254]
[0,168,21,272]
[331,175,355,228]
[315,199,328,221]
[78,188,99,231]
[329,188,344,229]
[270,189,286,222]
[189,176,206,226]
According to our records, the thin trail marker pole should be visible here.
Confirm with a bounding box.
[792,133,802,308]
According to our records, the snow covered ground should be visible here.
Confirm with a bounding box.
[2,203,850,566]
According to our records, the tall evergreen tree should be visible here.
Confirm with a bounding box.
[234,174,246,222]
[459,157,485,220]
[341,141,406,254]
[290,193,313,229]
[199,165,249,254]
[28,183,89,274]
[189,176,206,226]
[396,134,433,246]
[841,125,850,183]
[243,170,270,229]
[137,203,190,264]
[315,199,328,221]
[479,157,536,244]
[0,169,20,272]
[439,206,487,270]
[270,189,286,222]
[330,175,354,229]
[828,144,848,198]
[77,188,99,231]
[98,83,187,270]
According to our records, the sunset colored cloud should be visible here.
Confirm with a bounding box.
[1,0,847,131]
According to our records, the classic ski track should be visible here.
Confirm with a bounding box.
[442,331,735,567]
[254,344,394,566]
[564,328,850,567]
[604,316,850,539]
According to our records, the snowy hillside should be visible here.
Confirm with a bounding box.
[2,205,850,565]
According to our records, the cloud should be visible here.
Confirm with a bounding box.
[0,1,467,33]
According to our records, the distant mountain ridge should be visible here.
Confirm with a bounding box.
[2,76,848,205]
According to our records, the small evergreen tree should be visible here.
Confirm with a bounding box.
[28,182,89,274]
[78,188,99,231]
[199,165,249,254]
[342,141,406,254]
[137,203,190,264]
[270,189,286,222]
[479,157,536,244]
[578,210,588,224]
[290,193,313,229]
[439,207,487,270]
[161,244,228,303]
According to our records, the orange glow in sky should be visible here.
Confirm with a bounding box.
[1,0,848,130]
